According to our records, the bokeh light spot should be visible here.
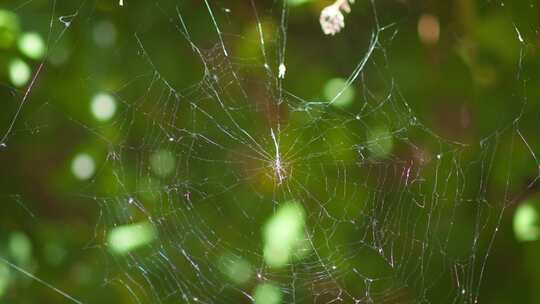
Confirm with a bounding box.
[418,14,440,45]
[92,21,117,48]
[91,92,117,121]
[218,253,253,285]
[71,153,96,180]
[8,58,31,87]
[513,202,539,242]
[48,45,69,66]
[287,0,312,6]
[0,10,20,48]
[263,201,306,268]
[107,221,157,255]
[0,263,10,299]
[150,150,176,178]
[367,125,393,159]
[323,78,355,108]
[253,283,282,304]
[8,231,32,266]
[18,32,46,60]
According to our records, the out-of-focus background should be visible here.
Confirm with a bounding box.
[1,0,540,303]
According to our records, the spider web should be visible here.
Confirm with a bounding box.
[2,0,539,303]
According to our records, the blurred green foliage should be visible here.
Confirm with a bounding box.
[1,0,540,303]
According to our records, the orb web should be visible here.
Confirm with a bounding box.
[1,0,539,303]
